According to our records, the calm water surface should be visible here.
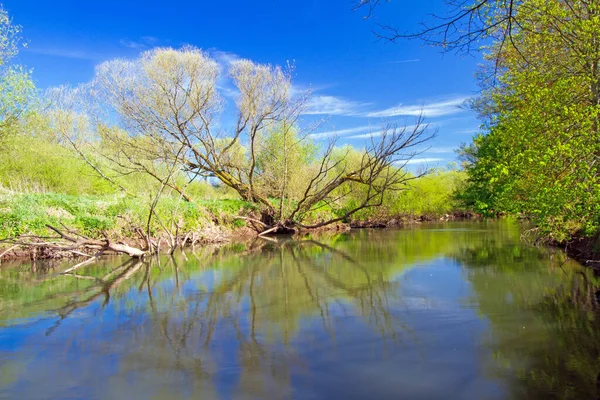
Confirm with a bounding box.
[1,221,599,399]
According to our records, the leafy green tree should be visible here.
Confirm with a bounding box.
[255,123,317,219]
[461,0,600,241]
[358,0,600,241]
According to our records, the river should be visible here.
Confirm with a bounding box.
[0,220,599,399]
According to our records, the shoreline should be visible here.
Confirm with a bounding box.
[2,215,597,270]
[0,213,474,263]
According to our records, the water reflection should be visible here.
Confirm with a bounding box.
[0,221,599,399]
[456,239,600,399]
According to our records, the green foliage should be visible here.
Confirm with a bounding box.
[0,128,115,195]
[461,0,600,241]
[199,198,257,215]
[0,66,35,130]
[387,169,466,217]
[183,179,235,200]
[0,193,114,237]
[255,123,317,213]
[349,168,467,221]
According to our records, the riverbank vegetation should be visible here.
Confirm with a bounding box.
[0,5,471,260]
[0,170,467,242]
[459,0,600,248]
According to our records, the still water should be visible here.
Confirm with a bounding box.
[0,221,599,400]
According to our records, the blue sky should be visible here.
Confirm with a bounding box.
[5,0,482,167]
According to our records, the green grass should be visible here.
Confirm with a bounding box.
[0,192,255,239]
[0,167,469,240]
[0,134,114,195]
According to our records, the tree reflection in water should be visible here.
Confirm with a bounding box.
[1,222,600,399]
[125,237,410,399]
[455,241,600,399]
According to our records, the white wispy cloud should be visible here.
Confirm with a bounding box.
[389,59,421,64]
[366,96,470,118]
[119,40,141,49]
[423,146,456,154]
[30,37,161,61]
[210,49,241,66]
[291,82,333,99]
[403,157,445,165]
[208,50,243,98]
[348,124,421,139]
[25,47,101,60]
[308,124,375,139]
[347,130,387,139]
[310,120,442,140]
[119,36,159,50]
[345,121,439,140]
[303,95,372,116]
[454,128,480,134]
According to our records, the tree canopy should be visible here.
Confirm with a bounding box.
[48,47,433,233]
[460,0,600,241]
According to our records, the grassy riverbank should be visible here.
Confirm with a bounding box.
[0,169,469,259]
[0,191,257,239]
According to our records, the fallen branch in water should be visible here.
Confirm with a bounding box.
[0,222,236,261]
[1,224,149,260]
[0,244,19,263]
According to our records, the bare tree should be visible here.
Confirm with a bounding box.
[90,48,295,211]
[289,118,432,229]
[355,0,522,58]
[51,47,432,233]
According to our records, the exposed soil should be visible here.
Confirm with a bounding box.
[562,234,600,271]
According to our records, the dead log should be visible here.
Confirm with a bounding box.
[1,224,150,260]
